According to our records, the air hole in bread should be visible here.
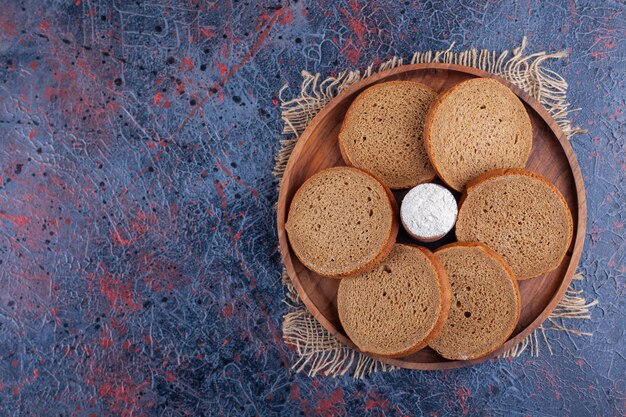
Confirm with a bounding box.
[464,311,472,318]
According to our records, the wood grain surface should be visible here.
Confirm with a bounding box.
[277,64,586,370]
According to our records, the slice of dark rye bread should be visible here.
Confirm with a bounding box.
[456,168,574,280]
[285,166,398,278]
[337,244,451,358]
[338,81,438,189]
[424,78,533,191]
[429,243,521,361]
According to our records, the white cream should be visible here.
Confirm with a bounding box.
[400,183,458,242]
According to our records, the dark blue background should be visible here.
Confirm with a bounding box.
[0,1,623,416]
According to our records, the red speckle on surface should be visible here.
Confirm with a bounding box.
[214,180,228,209]
[98,273,142,311]
[595,36,617,50]
[219,8,283,86]
[181,57,194,70]
[111,229,137,247]
[100,336,113,349]
[339,2,368,64]
[0,212,30,227]
[129,209,157,235]
[153,91,163,106]
[314,388,346,417]
[289,384,312,417]
[0,11,17,39]
[200,27,216,38]
[99,383,112,396]
[215,160,259,196]
[349,0,360,12]
[222,303,234,317]
[365,392,390,411]
[221,43,230,59]
[608,108,622,121]
[280,10,294,25]
[455,386,471,415]
[44,86,57,101]
[218,63,228,75]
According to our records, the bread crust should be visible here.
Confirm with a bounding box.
[361,244,452,359]
[456,168,574,280]
[338,80,437,189]
[423,80,460,190]
[423,78,533,192]
[432,242,521,360]
[285,166,399,278]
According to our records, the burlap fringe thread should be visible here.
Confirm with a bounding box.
[275,38,596,377]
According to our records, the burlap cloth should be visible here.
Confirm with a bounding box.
[274,38,597,378]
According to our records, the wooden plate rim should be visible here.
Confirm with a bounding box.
[277,63,587,370]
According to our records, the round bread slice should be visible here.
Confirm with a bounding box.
[429,243,521,360]
[424,78,533,191]
[285,166,398,277]
[337,244,451,358]
[338,81,437,189]
[456,169,573,280]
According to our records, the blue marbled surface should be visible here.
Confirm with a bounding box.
[0,0,624,416]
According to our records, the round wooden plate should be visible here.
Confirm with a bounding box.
[277,63,586,370]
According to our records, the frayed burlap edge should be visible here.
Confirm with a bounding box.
[275,38,596,377]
